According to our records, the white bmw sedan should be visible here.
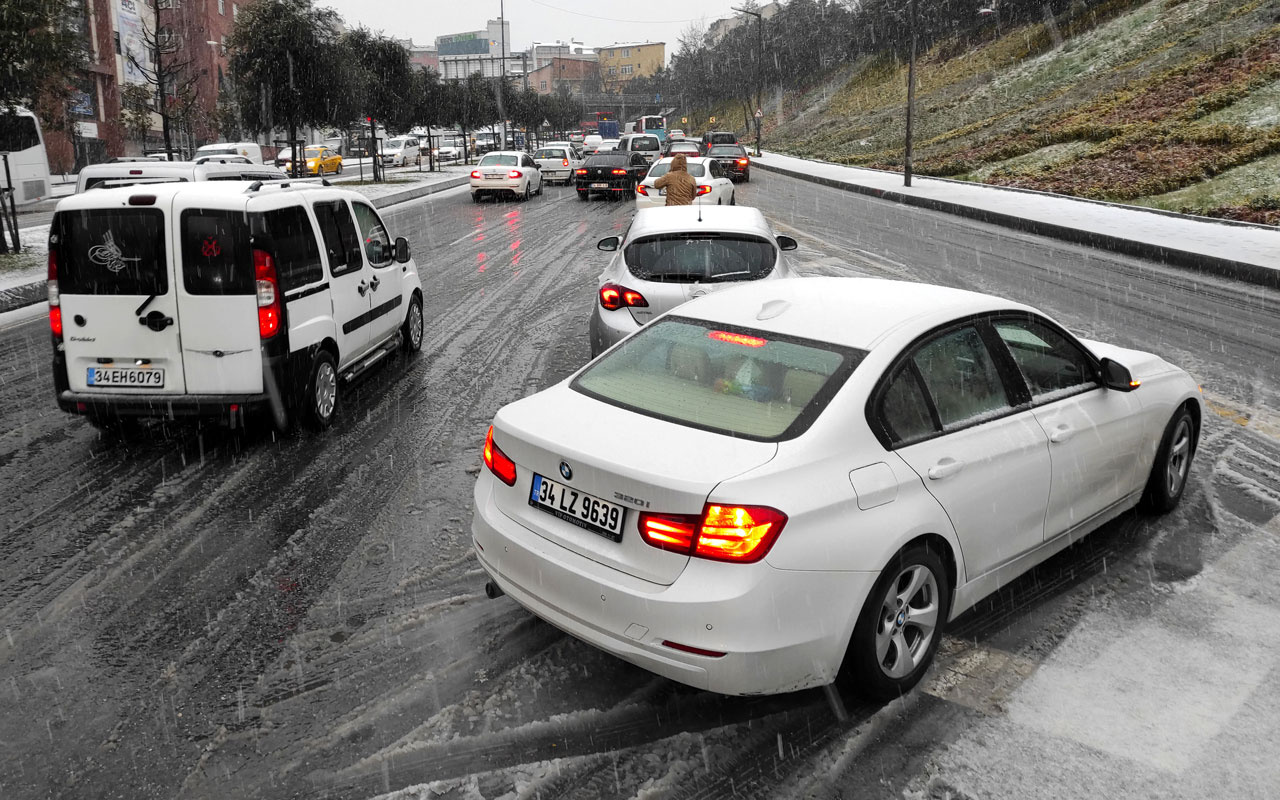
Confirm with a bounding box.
[635,157,736,210]
[469,151,544,202]
[473,277,1202,697]
[588,206,798,358]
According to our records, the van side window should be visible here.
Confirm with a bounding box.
[181,209,253,295]
[312,200,362,277]
[263,206,323,291]
[351,202,392,268]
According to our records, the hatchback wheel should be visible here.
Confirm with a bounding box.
[303,350,338,430]
[1142,406,1195,512]
[841,544,950,701]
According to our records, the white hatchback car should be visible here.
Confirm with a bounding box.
[588,206,796,357]
[474,277,1202,697]
[470,151,544,202]
[532,146,582,184]
[635,157,736,210]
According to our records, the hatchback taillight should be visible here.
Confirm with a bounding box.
[598,282,648,311]
[483,425,517,486]
[636,184,649,196]
[562,159,569,166]
[508,169,522,179]
[641,504,787,563]
[47,248,61,339]
[253,249,281,339]
[696,185,712,195]
[471,170,482,179]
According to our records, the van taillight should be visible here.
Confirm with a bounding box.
[47,249,61,339]
[253,249,281,339]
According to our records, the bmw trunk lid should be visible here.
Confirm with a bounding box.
[489,385,778,585]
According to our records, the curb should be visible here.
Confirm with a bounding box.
[0,176,471,315]
[753,160,1280,291]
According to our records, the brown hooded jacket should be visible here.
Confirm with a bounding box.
[653,154,697,206]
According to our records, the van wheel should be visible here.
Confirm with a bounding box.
[840,543,950,701]
[303,350,338,430]
[401,293,424,354]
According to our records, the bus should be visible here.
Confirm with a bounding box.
[0,107,51,206]
[625,115,666,142]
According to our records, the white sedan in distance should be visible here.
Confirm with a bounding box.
[532,145,582,184]
[588,206,796,357]
[635,157,736,210]
[473,277,1202,697]
[470,151,544,202]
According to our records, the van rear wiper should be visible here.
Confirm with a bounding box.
[135,294,157,316]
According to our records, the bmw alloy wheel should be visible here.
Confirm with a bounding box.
[1165,416,1192,497]
[873,563,941,680]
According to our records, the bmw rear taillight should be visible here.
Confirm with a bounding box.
[640,504,787,563]
[696,185,712,196]
[483,425,517,486]
[636,184,649,196]
[508,169,522,179]
[47,248,61,339]
[253,248,281,339]
[598,282,648,311]
[471,170,482,179]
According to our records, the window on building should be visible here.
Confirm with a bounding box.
[233,3,238,19]
[540,80,547,90]
[218,0,224,14]
[621,65,633,75]
[623,48,630,57]
[609,49,616,57]
[220,35,227,55]
[608,66,617,75]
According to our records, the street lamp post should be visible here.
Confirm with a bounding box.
[733,6,764,157]
[903,0,918,187]
[500,0,508,150]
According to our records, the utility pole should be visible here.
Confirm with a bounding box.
[500,0,508,149]
[734,6,764,157]
[904,0,918,187]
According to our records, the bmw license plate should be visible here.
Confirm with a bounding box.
[529,473,625,542]
[87,367,165,388]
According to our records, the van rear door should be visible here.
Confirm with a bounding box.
[56,199,188,394]
[172,199,263,394]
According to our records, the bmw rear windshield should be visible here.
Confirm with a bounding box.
[573,317,865,441]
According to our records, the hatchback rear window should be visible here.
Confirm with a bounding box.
[479,154,519,167]
[573,318,863,441]
[181,209,253,295]
[647,162,706,178]
[55,208,167,296]
[625,233,775,283]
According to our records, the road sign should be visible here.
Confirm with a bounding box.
[709,116,716,123]
[754,108,763,118]
[681,117,687,124]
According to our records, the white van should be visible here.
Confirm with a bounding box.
[76,160,287,193]
[193,142,264,164]
[48,181,425,430]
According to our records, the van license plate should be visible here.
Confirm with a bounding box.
[87,367,165,388]
[529,473,625,542]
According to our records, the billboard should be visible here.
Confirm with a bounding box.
[437,31,490,57]
[118,0,151,86]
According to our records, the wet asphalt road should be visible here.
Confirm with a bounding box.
[1,171,1278,799]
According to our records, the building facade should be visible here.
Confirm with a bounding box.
[398,38,439,72]
[436,19,516,80]
[707,2,781,45]
[595,42,665,91]
[528,57,599,95]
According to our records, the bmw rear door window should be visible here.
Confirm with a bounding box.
[180,209,253,295]
[573,318,864,441]
[625,233,775,283]
[55,208,167,296]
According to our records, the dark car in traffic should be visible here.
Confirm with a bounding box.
[574,154,635,201]
[700,130,738,153]
[706,144,751,182]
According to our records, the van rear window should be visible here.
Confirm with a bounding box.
[181,209,253,295]
[55,209,167,296]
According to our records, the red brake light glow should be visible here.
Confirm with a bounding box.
[696,185,712,195]
[639,512,699,553]
[48,249,61,338]
[708,330,767,348]
[471,170,482,179]
[562,159,569,166]
[636,184,649,196]
[737,158,749,165]
[611,168,628,175]
[508,169,522,179]
[640,504,788,563]
[575,168,588,175]
[483,426,518,486]
[599,283,648,311]
[253,249,281,339]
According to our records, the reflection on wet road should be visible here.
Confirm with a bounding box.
[1,174,1278,799]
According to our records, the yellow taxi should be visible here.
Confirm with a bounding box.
[303,145,343,176]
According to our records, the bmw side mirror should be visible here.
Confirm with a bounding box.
[776,235,798,251]
[1101,357,1139,391]
[597,236,620,252]
[394,236,411,264]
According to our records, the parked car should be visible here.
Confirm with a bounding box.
[193,141,264,164]
[75,160,287,193]
[588,205,793,355]
[532,146,582,184]
[47,181,424,430]
[573,153,635,201]
[470,151,544,202]
[473,275,1202,697]
[381,136,421,167]
[705,144,752,182]
[634,156,736,210]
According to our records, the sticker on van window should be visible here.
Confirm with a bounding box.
[88,231,141,273]
[201,237,221,257]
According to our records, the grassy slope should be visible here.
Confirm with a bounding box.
[759,0,1280,224]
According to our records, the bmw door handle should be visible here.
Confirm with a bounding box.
[927,457,964,481]
[1049,424,1075,444]
[357,280,369,296]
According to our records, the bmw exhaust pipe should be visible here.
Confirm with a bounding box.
[484,581,505,599]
